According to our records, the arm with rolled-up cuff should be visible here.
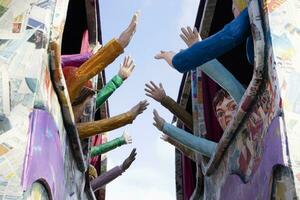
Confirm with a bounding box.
[67,39,124,103]
[90,166,123,191]
[96,75,124,108]
[172,8,250,73]
[160,95,193,130]
[163,122,217,158]
[91,135,127,157]
[77,111,133,139]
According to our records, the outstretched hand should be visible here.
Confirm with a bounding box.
[118,56,135,80]
[145,81,166,102]
[117,11,140,49]
[121,148,137,171]
[122,130,132,144]
[160,134,169,142]
[130,100,149,119]
[154,51,175,67]
[153,109,166,131]
[180,26,200,47]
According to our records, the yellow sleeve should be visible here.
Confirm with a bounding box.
[68,39,124,102]
[77,111,133,139]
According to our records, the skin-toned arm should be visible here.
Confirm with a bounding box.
[91,148,137,191]
[91,131,132,157]
[77,100,148,139]
[96,56,135,108]
[67,12,139,102]
[145,81,193,129]
[155,8,250,73]
[153,110,217,158]
[161,134,196,161]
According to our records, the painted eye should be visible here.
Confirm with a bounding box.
[230,104,237,111]
[217,112,224,118]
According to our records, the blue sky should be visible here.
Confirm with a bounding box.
[99,1,199,199]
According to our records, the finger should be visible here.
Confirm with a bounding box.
[154,53,163,59]
[193,27,199,36]
[129,64,135,72]
[129,15,137,30]
[140,104,147,111]
[180,34,189,45]
[144,88,154,94]
[132,12,139,24]
[145,93,155,100]
[128,57,134,67]
[159,83,164,89]
[181,27,189,38]
[154,51,166,59]
[122,56,127,66]
[140,99,148,104]
[187,26,193,36]
[153,109,159,118]
[130,148,136,156]
[145,93,155,99]
[145,83,155,91]
[124,56,129,66]
[150,81,159,89]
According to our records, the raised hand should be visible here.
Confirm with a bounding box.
[154,50,175,67]
[153,109,166,131]
[122,130,132,144]
[180,26,200,47]
[117,11,140,49]
[118,56,135,80]
[121,148,137,171]
[129,100,149,119]
[145,81,166,102]
[160,134,169,142]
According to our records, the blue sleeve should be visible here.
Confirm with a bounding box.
[200,59,245,103]
[163,123,217,157]
[172,8,250,73]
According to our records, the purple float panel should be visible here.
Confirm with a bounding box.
[182,155,195,200]
[21,109,65,199]
[219,116,285,199]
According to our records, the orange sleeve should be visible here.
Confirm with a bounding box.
[77,111,133,139]
[68,39,124,102]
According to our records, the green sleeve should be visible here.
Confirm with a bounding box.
[91,136,126,157]
[95,75,124,108]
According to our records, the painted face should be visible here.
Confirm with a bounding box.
[215,96,237,130]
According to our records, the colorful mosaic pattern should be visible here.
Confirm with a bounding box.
[0,0,98,199]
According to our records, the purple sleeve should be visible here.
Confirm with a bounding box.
[61,52,92,68]
[90,166,123,191]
